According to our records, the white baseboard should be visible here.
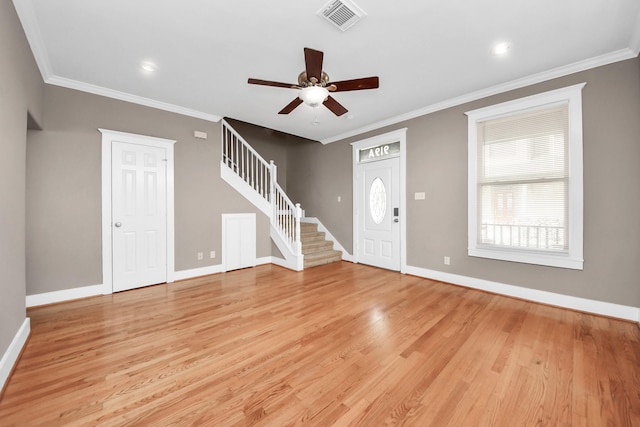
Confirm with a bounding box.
[174,257,273,281]
[405,265,640,322]
[256,256,271,266]
[174,264,223,281]
[0,318,30,392]
[26,283,108,308]
[25,260,273,307]
[271,255,304,271]
[301,217,355,263]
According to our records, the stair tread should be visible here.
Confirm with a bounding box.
[302,238,333,247]
[300,232,326,242]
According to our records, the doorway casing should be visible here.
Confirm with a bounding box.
[100,129,176,293]
[351,128,407,273]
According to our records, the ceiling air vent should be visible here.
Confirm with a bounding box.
[317,0,366,32]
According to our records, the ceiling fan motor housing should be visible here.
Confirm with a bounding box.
[298,71,331,87]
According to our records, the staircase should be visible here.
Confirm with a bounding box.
[220,120,341,271]
[300,222,342,268]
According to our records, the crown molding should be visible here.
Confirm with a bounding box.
[321,48,637,144]
[12,0,53,80]
[47,76,221,122]
[630,8,640,55]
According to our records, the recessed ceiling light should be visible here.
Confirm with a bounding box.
[140,61,157,73]
[492,42,510,56]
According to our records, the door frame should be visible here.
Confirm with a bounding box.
[100,129,176,294]
[351,128,407,273]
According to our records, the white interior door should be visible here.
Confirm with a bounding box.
[357,156,400,270]
[112,141,167,292]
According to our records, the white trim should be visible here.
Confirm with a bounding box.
[11,0,53,80]
[26,284,108,307]
[174,265,222,281]
[351,129,407,273]
[12,0,636,144]
[173,258,271,281]
[49,76,221,123]
[100,129,176,294]
[11,0,221,123]
[270,224,304,271]
[630,9,640,55]
[321,49,635,144]
[465,84,585,270]
[0,318,30,392]
[405,265,640,322]
[220,162,272,216]
[301,217,355,263]
[271,254,302,271]
[256,256,271,266]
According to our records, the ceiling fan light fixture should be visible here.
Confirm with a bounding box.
[299,86,329,107]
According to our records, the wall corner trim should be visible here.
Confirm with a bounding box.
[405,265,640,322]
[0,318,31,393]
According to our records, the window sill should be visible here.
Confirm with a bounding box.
[468,247,583,270]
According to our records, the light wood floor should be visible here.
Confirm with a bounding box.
[1,262,639,426]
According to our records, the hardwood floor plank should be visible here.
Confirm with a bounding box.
[1,262,638,426]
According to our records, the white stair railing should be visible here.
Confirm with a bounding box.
[222,122,272,200]
[221,120,302,257]
[273,183,303,256]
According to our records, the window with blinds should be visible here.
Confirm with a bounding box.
[466,84,584,270]
[477,104,568,251]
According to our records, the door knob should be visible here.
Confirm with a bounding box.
[114,222,122,228]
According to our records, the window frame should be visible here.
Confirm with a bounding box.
[466,83,585,270]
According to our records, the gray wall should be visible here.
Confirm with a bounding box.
[0,1,44,360]
[287,140,353,249]
[286,57,640,308]
[26,85,271,295]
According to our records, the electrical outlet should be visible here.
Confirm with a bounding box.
[197,252,203,260]
[444,256,450,265]
[210,251,215,259]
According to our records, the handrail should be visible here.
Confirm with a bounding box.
[221,120,302,256]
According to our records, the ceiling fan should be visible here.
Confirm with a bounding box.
[248,47,379,117]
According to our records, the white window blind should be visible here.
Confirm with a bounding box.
[477,104,568,252]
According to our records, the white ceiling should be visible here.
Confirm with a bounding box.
[13,0,640,143]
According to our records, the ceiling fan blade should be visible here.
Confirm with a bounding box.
[323,96,348,116]
[328,76,379,92]
[278,97,303,114]
[248,78,299,89]
[304,48,324,82]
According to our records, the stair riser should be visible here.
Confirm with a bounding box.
[304,256,342,269]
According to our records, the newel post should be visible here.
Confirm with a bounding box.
[295,203,302,255]
[270,160,277,223]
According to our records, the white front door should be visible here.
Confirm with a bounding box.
[111,141,167,292]
[357,156,400,271]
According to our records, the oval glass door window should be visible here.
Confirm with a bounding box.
[369,177,387,224]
